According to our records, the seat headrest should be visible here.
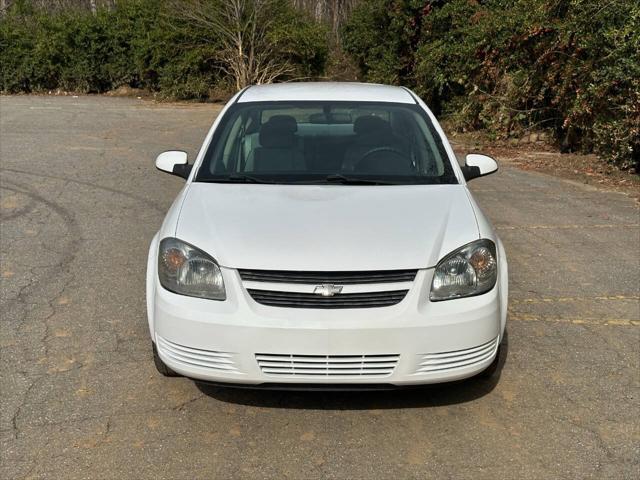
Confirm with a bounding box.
[266,115,297,132]
[259,115,298,148]
[353,115,391,135]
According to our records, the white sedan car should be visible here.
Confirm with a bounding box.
[147,82,508,389]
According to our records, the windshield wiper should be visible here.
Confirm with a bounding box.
[323,174,397,185]
[200,174,275,184]
[200,174,399,185]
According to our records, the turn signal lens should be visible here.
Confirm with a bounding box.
[158,238,226,301]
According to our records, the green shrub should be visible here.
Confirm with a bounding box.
[0,0,328,99]
[343,0,640,170]
[342,0,420,86]
[268,5,329,79]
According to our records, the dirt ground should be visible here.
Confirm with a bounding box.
[448,130,639,202]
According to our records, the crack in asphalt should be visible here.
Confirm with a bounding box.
[0,167,166,213]
[1,179,84,442]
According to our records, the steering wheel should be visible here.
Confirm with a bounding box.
[354,146,412,172]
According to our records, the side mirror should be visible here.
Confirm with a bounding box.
[155,151,192,179]
[461,154,498,181]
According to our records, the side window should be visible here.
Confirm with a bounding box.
[220,114,244,171]
[209,112,258,174]
[262,107,323,123]
[351,108,389,122]
[412,113,445,175]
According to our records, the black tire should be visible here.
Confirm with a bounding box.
[478,344,502,379]
[152,342,180,377]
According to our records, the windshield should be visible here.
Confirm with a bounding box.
[196,101,457,185]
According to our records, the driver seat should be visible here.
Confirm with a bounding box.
[342,115,410,173]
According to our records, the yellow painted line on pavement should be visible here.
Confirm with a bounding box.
[508,313,640,327]
[496,224,640,231]
[511,295,640,304]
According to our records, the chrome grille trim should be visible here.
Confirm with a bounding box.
[256,353,400,377]
[247,289,407,308]
[414,337,499,374]
[239,269,418,284]
[157,336,240,373]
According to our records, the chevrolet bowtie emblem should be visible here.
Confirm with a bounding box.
[313,284,344,297]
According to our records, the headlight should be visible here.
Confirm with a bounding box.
[158,238,226,300]
[430,239,497,301]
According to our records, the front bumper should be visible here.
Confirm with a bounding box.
[151,269,503,386]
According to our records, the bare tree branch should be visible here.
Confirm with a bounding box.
[172,0,295,90]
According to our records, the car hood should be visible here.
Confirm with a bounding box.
[176,183,479,271]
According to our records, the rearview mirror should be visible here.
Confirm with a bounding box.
[461,154,498,181]
[155,151,191,179]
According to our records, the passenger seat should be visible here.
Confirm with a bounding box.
[246,115,305,172]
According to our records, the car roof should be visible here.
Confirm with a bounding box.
[237,82,416,104]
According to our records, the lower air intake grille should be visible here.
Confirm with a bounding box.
[414,337,499,374]
[247,289,408,308]
[256,353,400,377]
[156,336,239,374]
[239,269,417,284]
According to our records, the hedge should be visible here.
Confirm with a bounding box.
[0,0,328,99]
[343,0,639,170]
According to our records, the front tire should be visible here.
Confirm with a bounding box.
[152,342,180,377]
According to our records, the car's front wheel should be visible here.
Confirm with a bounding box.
[152,342,180,377]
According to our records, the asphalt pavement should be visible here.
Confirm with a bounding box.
[1,96,638,479]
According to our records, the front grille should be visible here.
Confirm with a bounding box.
[239,269,417,284]
[247,289,408,308]
[156,336,240,374]
[414,337,499,374]
[256,353,400,377]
